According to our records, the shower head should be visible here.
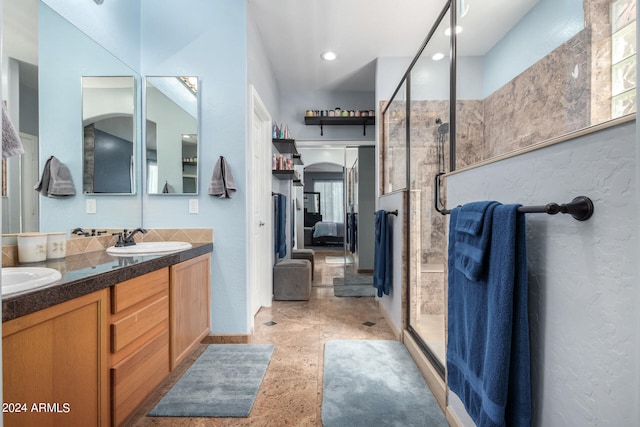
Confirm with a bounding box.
[438,122,449,135]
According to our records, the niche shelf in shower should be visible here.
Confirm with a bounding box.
[304,116,376,136]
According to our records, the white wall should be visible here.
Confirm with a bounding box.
[446,120,639,427]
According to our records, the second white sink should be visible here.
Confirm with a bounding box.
[2,267,62,296]
[106,241,192,256]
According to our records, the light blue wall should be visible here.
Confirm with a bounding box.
[41,0,252,334]
[247,5,280,120]
[42,0,141,71]
[447,120,638,427]
[482,0,584,96]
[39,2,142,232]
[140,0,249,334]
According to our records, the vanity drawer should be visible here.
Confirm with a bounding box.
[111,293,168,353]
[111,268,169,314]
[111,329,169,426]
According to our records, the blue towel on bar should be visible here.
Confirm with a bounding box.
[373,210,392,297]
[273,194,287,258]
[447,202,531,427]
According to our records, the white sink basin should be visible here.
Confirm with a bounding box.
[106,241,192,256]
[2,267,62,296]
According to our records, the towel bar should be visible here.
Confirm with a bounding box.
[374,210,398,216]
[434,174,594,221]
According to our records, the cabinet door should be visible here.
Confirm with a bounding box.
[2,289,109,427]
[170,253,211,370]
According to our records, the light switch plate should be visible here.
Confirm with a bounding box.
[86,199,97,214]
[188,199,199,214]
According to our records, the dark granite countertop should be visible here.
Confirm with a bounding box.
[2,242,213,322]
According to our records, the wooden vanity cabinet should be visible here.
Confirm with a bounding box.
[170,253,211,370]
[2,289,110,427]
[2,253,211,427]
[109,268,170,427]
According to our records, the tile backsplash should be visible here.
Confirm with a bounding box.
[2,228,213,267]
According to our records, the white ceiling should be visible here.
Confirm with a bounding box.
[248,0,539,93]
[4,0,538,95]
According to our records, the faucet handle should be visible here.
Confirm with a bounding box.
[112,232,125,247]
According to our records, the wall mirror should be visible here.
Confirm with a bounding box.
[145,76,199,195]
[82,76,136,194]
[3,0,144,234]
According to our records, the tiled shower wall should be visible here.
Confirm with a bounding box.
[383,1,614,315]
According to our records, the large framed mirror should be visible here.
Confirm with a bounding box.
[145,76,199,195]
[82,76,136,194]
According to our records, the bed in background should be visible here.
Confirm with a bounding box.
[312,221,345,246]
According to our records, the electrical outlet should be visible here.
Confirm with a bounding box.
[188,199,199,214]
[86,199,97,214]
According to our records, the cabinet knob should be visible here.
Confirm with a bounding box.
[258,221,265,227]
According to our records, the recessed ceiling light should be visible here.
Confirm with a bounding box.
[432,53,445,61]
[444,26,463,36]
[321,51,337,61]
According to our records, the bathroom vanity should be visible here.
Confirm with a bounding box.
[2,243,212,427]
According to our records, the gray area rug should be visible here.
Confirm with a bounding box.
[322,340,448,427]
[149,344,274,417]
[326,256,354,264]
[333,276,376,297]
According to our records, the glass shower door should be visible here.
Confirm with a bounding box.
[406,7,451,372]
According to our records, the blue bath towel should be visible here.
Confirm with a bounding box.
[373,210,392,297]
[273,194,287,258]
[447,202,531,427]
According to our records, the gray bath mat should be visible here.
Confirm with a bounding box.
[149,344,274,417]
[333,276,376,297]
[322,340,447,426]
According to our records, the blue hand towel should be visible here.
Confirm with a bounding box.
[373,210,392,297]
[447,203,531,427]
[454,201,499,282]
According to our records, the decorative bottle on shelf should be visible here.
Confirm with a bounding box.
[272,154,277,170]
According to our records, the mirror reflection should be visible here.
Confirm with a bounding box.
[82,76,136,194]
[145,76,199,195]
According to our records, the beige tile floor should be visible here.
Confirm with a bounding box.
[127,250,396,426]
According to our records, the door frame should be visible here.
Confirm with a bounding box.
[248,85,273,320]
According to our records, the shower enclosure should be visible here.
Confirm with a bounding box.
[381,0,634,379]
[381,4,452,374]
